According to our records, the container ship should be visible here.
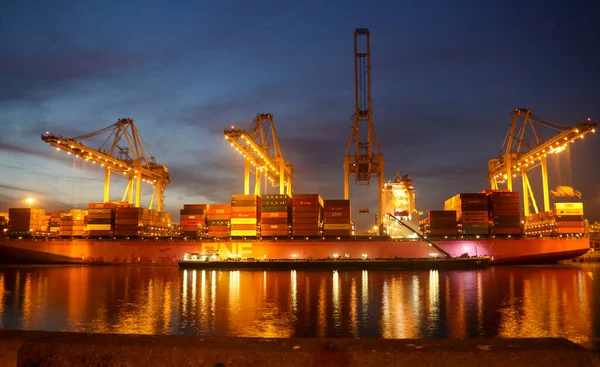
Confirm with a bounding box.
[0,175,590,266]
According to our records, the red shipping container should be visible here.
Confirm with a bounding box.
[230,224,257,230]
[293,211,321,218]
[292,223,320,230]
[231,212,257,218]
[260,218,288,224]
[292,206,320,213]
[324,210,351,218]
[262,224,288,230]
[207,205,231,215]
[292,199,319,206]
[183,204,208,210]
[323,217,352,224]
[261,211,288,219]
[292,217,319,224]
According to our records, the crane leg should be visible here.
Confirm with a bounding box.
[524,173,539,214]
[104,168,111,203]
[506,166,513,192]
[254,171,261,196]
[157,182,164,212]
[522,170,530,217]
[540,156,550,212]
[135,173,142,208]
[122,179,132,203]
[279,160,285,195]
[128,177,134,205]
[244,160,250,195]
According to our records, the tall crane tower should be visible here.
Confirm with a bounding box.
[42,118,170,211]
[224,113,293,195]
[344,28,385,230]
[488,109,596,217]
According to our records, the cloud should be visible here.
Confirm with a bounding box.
[0,183,45,194]
[0,50,148,81]
[0,141,49,160]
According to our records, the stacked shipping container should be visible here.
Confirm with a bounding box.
[445,193,490,236]
[59,209,87,237]
[180,204,207,238]
[207,204,231,237]
[419,210,457,237]
[7,208,48,237]
[114,207,171,237]
[487,191,521,236]
[230,195,261,237]
[48,211,63,237]
[323,200,352,237]
[524,202,585,236]
[260,194,290,237]
[292,194,323,237]
[87,203,115,237]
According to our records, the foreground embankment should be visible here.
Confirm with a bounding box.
[0,331,598,367]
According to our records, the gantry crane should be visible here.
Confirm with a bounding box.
[224,113,293,196]
[488,109,596,217]
[41,118,170,211]
[344,28,385,230]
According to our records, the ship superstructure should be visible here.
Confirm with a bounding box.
[382,173,420,238]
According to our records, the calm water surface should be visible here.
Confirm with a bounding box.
[1,264,599,349]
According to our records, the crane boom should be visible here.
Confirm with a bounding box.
[224,113,293,195]
[42,118,170,211]
[488,109,596,216]
[344,28,385,231]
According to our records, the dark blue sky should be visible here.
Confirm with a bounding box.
[1,0,599,229]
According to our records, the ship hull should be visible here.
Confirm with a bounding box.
[0,238,589,265]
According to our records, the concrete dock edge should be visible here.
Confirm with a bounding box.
[0,330,599,367]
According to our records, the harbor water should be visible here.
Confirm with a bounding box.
[0,263,599,350]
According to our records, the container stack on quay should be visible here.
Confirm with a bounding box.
[420,210,458,237]
[179,204,207,238]
[524,202,585,236]
[87,203,115,237]
[292,194,323,237]
[230,194,261,237]
[207,204,231,237]
[59,209,87,237]
[323,200,353,237]
[445,193,490,236]
[6,208,49,237]
[486,191,521,236]
[260,194,291,237]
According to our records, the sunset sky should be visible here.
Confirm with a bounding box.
[1,0,598,229]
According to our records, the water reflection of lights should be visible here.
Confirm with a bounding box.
[428,270,439,328]
[317,278,327,337]
[332,270,340,329]
[191,270,197,312]
[477,272,483,330]
[22,272,32,329]
[211,270,216,321]
[0,273,4,327]
[349,277,358,337]
[229,270,240,313]
[200,270,207,323]
[182,269,188,316]
[290,270,297,314]
[361,270,369,326]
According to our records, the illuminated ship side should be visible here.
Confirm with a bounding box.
[382,173,421,239]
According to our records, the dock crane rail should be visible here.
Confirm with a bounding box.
[385,213,452,259]
[224,113,293,196]
[41,118,170,211]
